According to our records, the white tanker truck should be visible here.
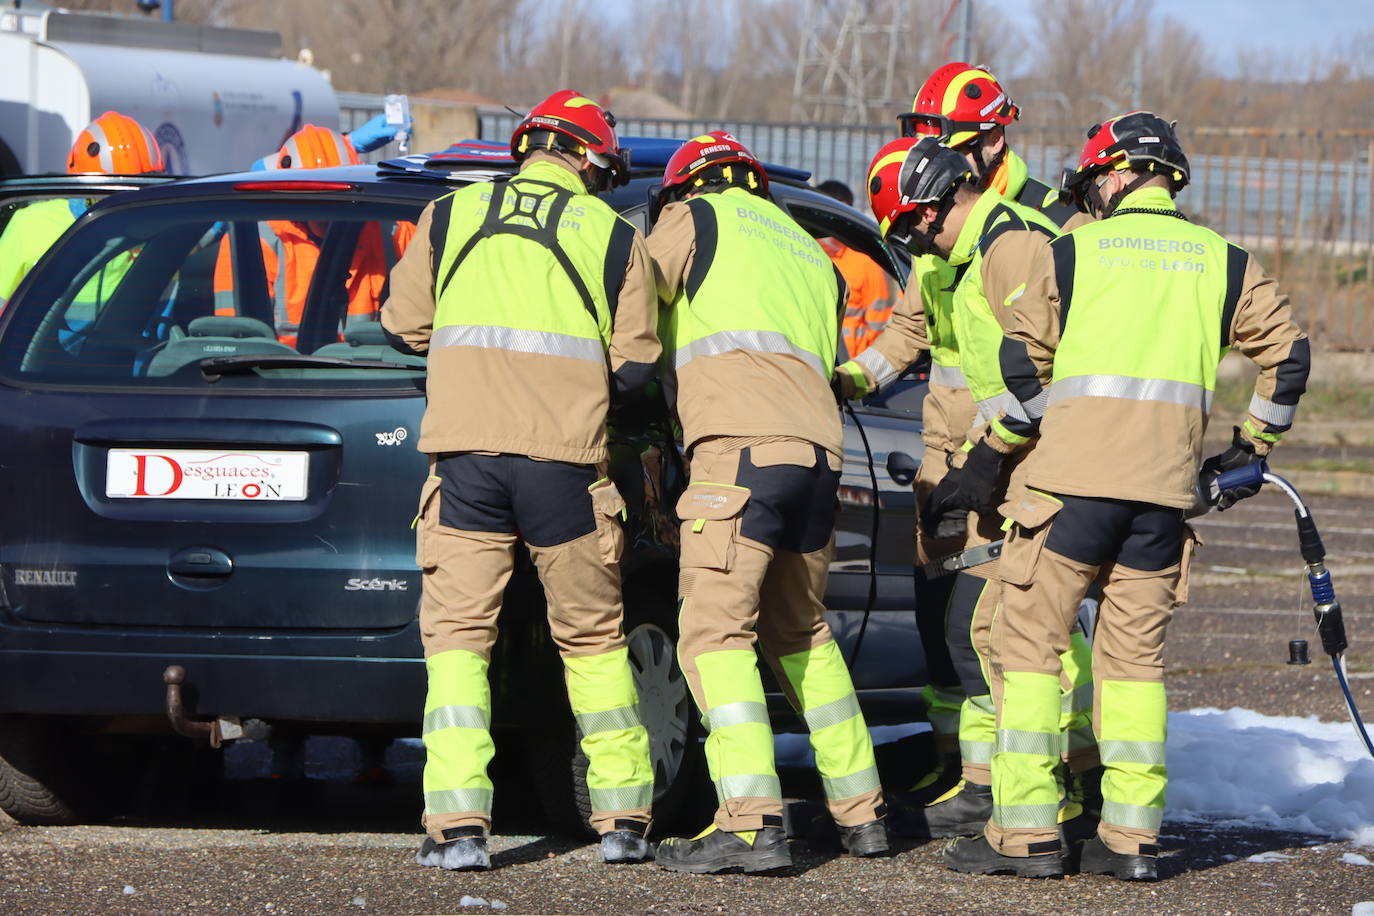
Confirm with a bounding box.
[0,3,339,176]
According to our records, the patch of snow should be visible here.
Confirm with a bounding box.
[460,896,488,908]
[1167,708,1374,848]
[1341,852,1373,866]
[122,886,135,895]
[1352,903,1374,916]
[490,901,508,911]
[1245,851,1294,863]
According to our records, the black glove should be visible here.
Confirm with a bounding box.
[921,440,1005,536]
[1199,426,1263,511]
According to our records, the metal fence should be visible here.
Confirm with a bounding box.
[343,94,1374,349]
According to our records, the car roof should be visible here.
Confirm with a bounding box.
[76,137,881,234]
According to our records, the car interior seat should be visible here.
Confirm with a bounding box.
[312,320,423,365]
[144,315,295,377]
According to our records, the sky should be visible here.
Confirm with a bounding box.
[990,0,1371,72]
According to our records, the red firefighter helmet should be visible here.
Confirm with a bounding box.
[866,137,921,237]
[661,131,768,197]
[898,62,1019,148]
[651,131,767,223]
[66,111,165,175]
[1061,111,1191,214]
[277,125,361,170]
[509,90,629,187]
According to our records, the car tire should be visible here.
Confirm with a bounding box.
[526,583,704,839]
[0,717,109,825]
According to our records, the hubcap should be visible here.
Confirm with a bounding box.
[625,623,689,802]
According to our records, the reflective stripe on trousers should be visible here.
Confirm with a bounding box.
[1098,679,1166,832]
[422,649,497,819]
[694,649,782,807]
[991,671,1061,830]
[565,646,654,814]
[780,640,880,803]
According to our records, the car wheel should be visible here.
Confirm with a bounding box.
[526,585,705,838]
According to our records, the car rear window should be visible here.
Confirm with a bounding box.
[0,196,424,388]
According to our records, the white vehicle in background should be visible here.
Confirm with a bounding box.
[0,3,338,176]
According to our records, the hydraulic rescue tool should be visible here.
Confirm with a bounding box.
[1211,461,1374,759]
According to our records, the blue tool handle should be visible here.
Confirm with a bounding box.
[1216,461,1268,492]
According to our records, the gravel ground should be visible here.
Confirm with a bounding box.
[2,490,1373,915]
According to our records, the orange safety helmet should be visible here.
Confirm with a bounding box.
[509,90,630,187]
[898,63,1019,149]
[277,125,361,170]
[67,111,165,175]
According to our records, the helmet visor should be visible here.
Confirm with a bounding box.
[897,112,952,141]
[1060,166,1099,214]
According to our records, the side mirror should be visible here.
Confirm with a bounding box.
[886,450,917,487]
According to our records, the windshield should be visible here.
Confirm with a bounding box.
[0,196,424,387]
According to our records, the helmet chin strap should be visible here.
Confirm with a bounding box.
[580,162,610,194]
[906,194,959,258]
[969,137,1006,187]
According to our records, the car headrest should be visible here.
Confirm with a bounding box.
[343,321,390,346]
[187,316,277,339]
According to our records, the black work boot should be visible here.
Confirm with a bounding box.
[601,819,653,864]
[838,818,890,857]
[943,834,1064,878]
[1060,766,1103,846]
[655,823,792,874]
[1078,835,1158,881]
[892,780,992,838]
[415,826,491,871]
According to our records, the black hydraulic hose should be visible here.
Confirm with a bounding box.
[1213,462,1374,758]
[843,401,881,668]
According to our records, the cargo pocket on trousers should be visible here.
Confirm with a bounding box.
[1173,523,1203,607]
[414,475,442,570]
[675,483,751,572]
[995,488,1064,587]
[589,477,628,565]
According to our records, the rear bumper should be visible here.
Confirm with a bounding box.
[0,607,925,728]
[0,648,427,724]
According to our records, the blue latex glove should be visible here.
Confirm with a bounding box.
[248,153,279,171]
[348,113,408,154]
[68,199,89,219]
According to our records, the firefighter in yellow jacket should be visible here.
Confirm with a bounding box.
[647,132,888,873]
[945,112,1310,880]
[382,90,659,871]
[862,137,1101,843]
[836,64,1079,803]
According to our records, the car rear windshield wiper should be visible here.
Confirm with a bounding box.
[199,354,423,379]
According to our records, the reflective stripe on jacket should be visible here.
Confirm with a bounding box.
[651,189,843,456]
[381,154,660,464]
[1008,185,1309,508]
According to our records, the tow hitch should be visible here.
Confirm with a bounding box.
[162,665,267,747]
